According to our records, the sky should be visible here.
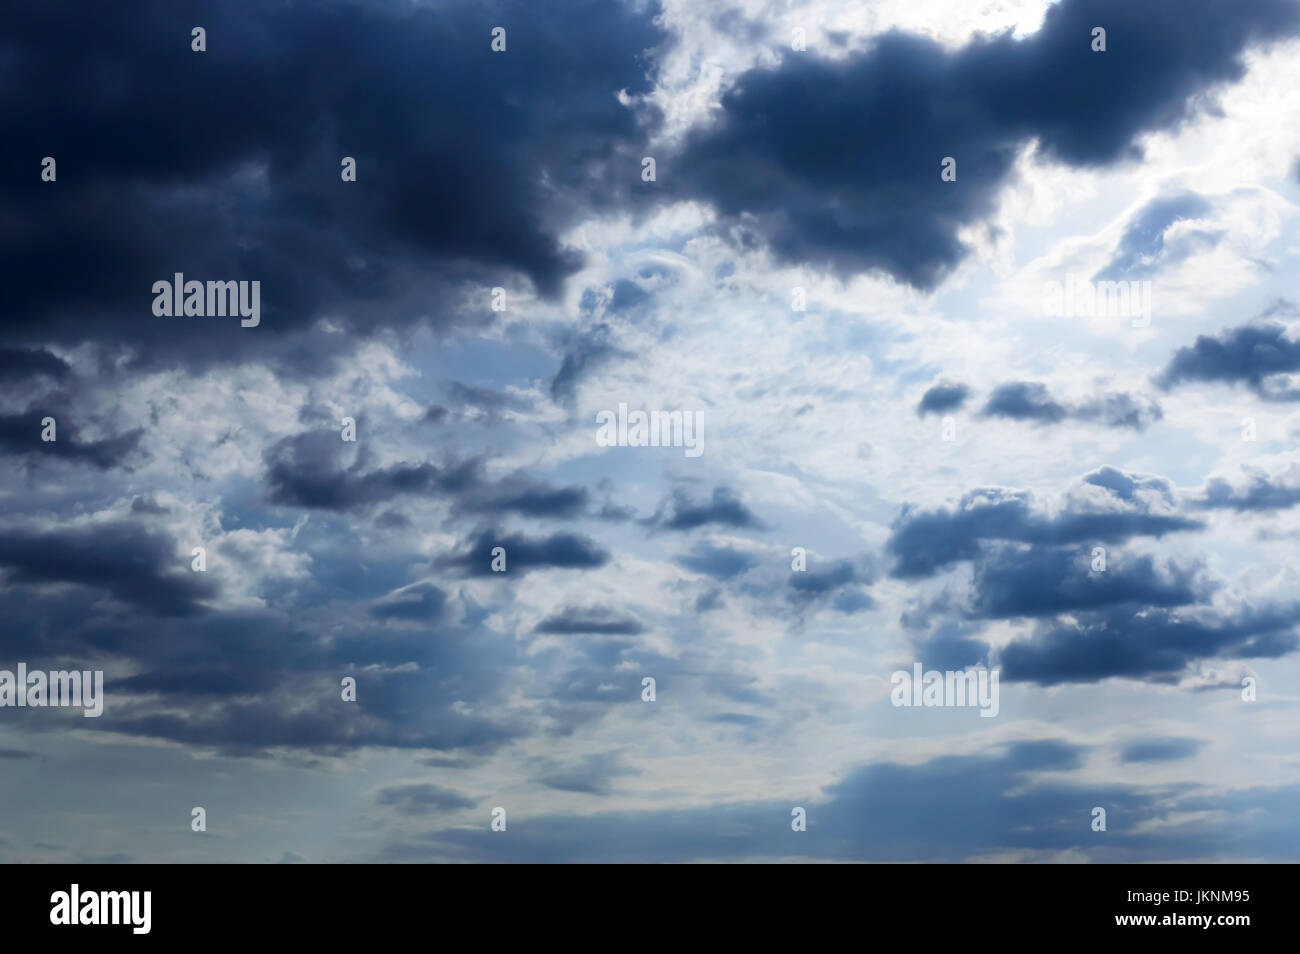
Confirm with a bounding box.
[3,0,1300,863]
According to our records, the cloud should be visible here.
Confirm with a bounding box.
[436,530,610,577]
[266,432,589,518]
[1158,321,1300,400]
[94,627,532,754]
[671,0,1300,287]
[887,468,1201,578]
[1,0,667,366]
[456,474,590,520]
[442,382,534,418]
[1196,464,1300,512]
[916,381,970,416]
[676,542,758,580]
[265,431,475,510]
[963,547,1204,619]
[645,487,765,531]
[370,582,447,621]
[535,606,645,635]
[1120,737,1205,764]
[915,625,990,670]
[377,782,478,813]
[1072,391,1164,430]
[535,751,642,795]
[1095,191,1218,280]
[0,347,70,383]
[0,521,218,617]
[384,739,1300,862]
[0,409,144,470]
[788,558,874,611]
[550,323,626,404]
[1000,604,1299,685]
[982,382,1068,423]
[981,382,1161,430]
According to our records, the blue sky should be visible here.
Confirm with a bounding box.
[3,0,1300,862]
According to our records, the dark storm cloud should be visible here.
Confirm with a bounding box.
[0,521,218,617]
[436,530,610,577]
[0,347,70,382]
[1095,192,1218,281]
[74,608,533,754]
[645,487,765,531]
[1157,321,1300,400]
[0,409,144,470]
[1000,603,1299,685]
[535,606,644,635]
[671,0,1300,288]
[377,783,478,814]
[887,468,1201,578]
[916,381,970,416]
[1,0,665,364]
[265,431,474,510]
[965,546,1204,619]
[0,515,544,755]
[981,383,1161,430]
[1120,737,1204,764]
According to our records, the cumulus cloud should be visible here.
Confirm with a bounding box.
[887,468,1201,579]
[670,0,1300,287]
[1158,320,1300,400]
[981,382,1161,430]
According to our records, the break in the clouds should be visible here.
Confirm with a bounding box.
[4,0,1300,865]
